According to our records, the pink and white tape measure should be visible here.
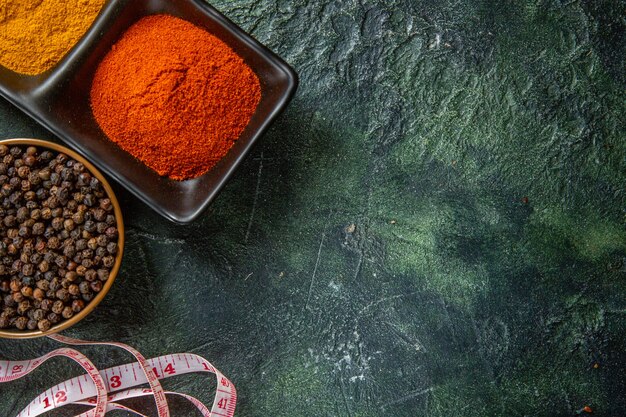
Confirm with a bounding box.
[0,334,236,417]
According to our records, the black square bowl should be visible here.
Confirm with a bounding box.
[0,0,298,223]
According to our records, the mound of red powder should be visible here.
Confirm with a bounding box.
[90,14,261,180]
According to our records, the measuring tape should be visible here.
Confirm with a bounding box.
[0,334,236,417]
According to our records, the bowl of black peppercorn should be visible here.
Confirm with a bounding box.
[0,138,124,339]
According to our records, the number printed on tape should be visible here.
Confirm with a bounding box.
[0,335,236,417]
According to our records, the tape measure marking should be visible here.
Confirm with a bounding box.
[1,336,236,417]
[0,347,108,416]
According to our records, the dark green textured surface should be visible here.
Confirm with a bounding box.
[0,0,625,416]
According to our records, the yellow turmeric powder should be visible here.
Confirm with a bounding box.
[0,0,106,75]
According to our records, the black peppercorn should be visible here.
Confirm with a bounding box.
[47,312,60,324]
[3,214,15,227]
[105,227,118,238]
[60,168,74,182]
[19,252,29,264]
[96,269,109,281]
[22,263,34,276]
[87,237,98,250]
[56,187,69,202]
[99,198,112,211]
[20,286,33,298]
[38,150,52,161]
[71,299,85,313]
[37,318,52,331]
[39,207,51,220]
[51,217,63,231]
[93,208,106,222]
[61,306,73,319]
[47,195,60,208]
[36,187,48,201]
[16,207,28,222]
[24,190,36,201]
[9,279,21,292]
[55,288,70,303]
[18,225,30,237]
[17,300,31,315]
[24,156,37,169]
[63,244,76,258]
[73,211,85,224]
[2,294,14,308]
[17,166,30,178]
[51,300,64,314]
[90,281,103,292]
[15,316,28,330]
[65,271,79,282]
[83,269,96,282]
[96,223,107,234]
[32,308,45,321]
[102,256,115,268]
[79,281,91,294]
[75,238,87,250]
[84,194,95,207]
[43,254,55,265]
[84,220,96,233]
[36,280,49,291]
[40,299,53,311]
[54,255,67,269]
[10,240,21,252]
[28,171,41,185]
[68,284,80,296]
[63,219,75,231]
[96,235,108,247]
[33,288,45,300]
[38,168,51,181]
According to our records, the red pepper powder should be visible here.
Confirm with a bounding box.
[90,14,261,180]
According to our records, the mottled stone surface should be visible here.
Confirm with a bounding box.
[0,0,624,416]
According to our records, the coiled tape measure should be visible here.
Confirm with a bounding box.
[0,334,236,417]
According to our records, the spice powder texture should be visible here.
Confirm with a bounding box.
[0,0,105,75]
[90,15,262,180]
